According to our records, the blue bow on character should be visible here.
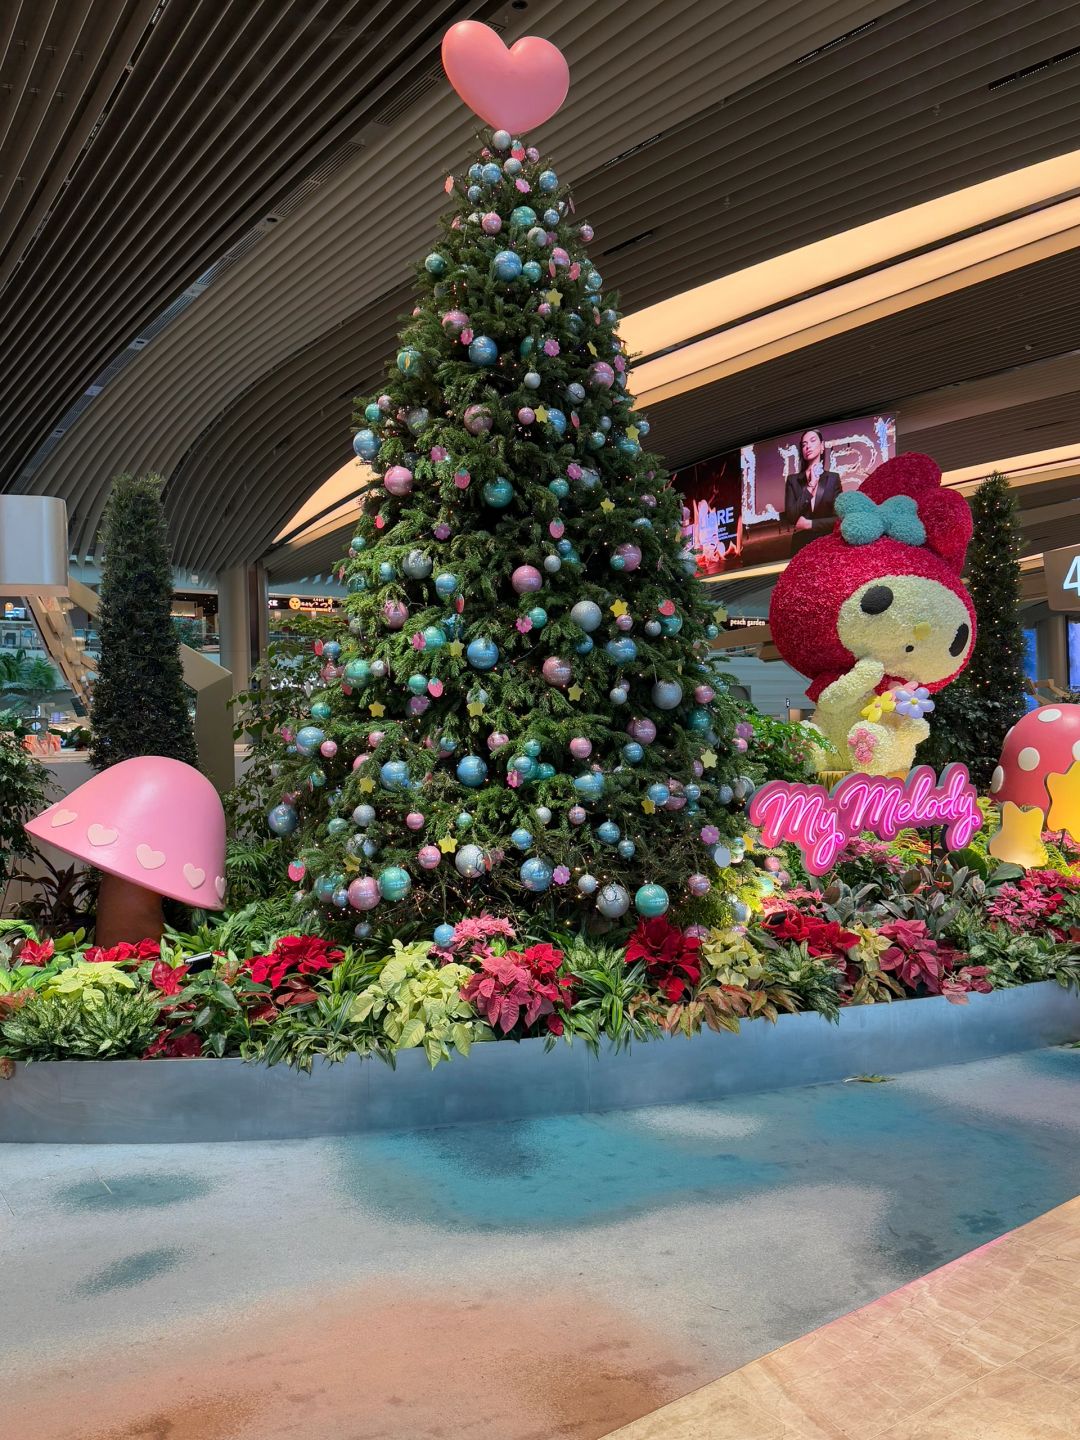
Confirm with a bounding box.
[834,491,927,547]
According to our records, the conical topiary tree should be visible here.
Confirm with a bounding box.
[261,126,754,937]
[921,472,1028,787]
[89,474,197,771]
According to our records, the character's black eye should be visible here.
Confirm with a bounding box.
[950,622,970,657]
[860,585,894,615]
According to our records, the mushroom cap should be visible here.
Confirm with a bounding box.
[990,705,1080,812]
[25,756,226,910]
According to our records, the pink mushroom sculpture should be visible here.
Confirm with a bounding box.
[988,704,1080,866]
[25,756,226,946]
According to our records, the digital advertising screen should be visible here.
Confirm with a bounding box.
[675,414,897,578]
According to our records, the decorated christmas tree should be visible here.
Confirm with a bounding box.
[258,29,755,940]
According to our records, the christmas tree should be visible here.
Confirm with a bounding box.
[263,125,752,939]
[920,472,1027,787]
[89,474,197,772]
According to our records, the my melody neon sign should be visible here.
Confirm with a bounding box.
[748,763,982,875]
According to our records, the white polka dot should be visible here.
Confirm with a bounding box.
[1037,708,1063,723]
[1017,747,1041,772]
[990,765,1004,793]
[1073,740,1080,763]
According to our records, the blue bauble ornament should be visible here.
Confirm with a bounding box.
[542,207,560,226]
[310,701,331,721]
[646,783,671,806]
[421,625,447,650]
[548,478,570,499]
[378,561,396,583]
[364,403,381,423]
[441,613,463,638]
[434,922,455,947]
[396,347,422,374]
[544,554,562,574]
[511,754,536,780]
[456,754,488,788]
[574,636,594,656]
[660,614,684,636]
[618,839,637,860]
[605,637,638,665]
[637,419,650,435]
[493,250,523,282]
[706,623,719,639]
[350,534,366,552]
[468,163,483,181]
[685,784,701,801]
[574,771,606,801]
[434,572,458,598]
[380,760,410,790]
[467,184,482,203]
[483,477,514,508]
[295,725,325,754]
[596,883,630,918]
[687,708,710,733]
[536,762,555,780]
[346,574,367,594]
[480,162,502,185]
[267,803,298,836]
[503,157,522,177]
[526,225,548,249]
[522,740,542,758]
[456,811,472,829]
[597,820,620,845]
[492,129,512,151]
[644,619,662,637]
[617,435,641,458]
[510,827,533,851]
[378,866,412,902]
[538,169,558,193]
[610,554,625,572]
[622,741,644,764]
[331,887,350,909]
[424,252,446,276]
[327,816,349,838]
[545,407,567,436]
[361,838,378,859]
[718,784,734,805]
[510,205,537,228]
[402,549,432,579]
[578,873,598,896]
[466,636,499,670]
[527,606,547,628]
[635,884,669,918]
[520,857,554,892]
[587,431,606,451]
[566,381,585,404]
[407,673,428,695]
[585,269,603,291]
[523,370,541,389]
[570,599,603,633]
[521,260,542,283]
[652,680,684,710]
[352,804,375,826]
[315,873,343,903]
[609,685,629,705]
[438,733,458,755]
[352,428,379,460]
[468,335,498,366]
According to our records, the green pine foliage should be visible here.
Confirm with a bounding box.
[921,473,1027,785]
[89,475,197,771]
[256,130,752,935]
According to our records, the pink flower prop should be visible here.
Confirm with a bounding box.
[411,632,426,651]
[553,865,570,885]
[516,616,533,634]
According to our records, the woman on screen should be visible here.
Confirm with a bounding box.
[783,429,842,544]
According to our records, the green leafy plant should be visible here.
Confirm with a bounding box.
[558,940,659,1053]
[0,709,51,894]
[89,474,196,771]
[348,941,490,1068]
[1,988,161,1060]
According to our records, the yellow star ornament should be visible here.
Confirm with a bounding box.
[641,797,657,815]
[357,777,375,794]
[626,425,640,442]
[600,498,615,513]
[544,289,562,307]
[988,802,1047,869]
[567,684,584,702]
[587,342,598,356]
[610,599,628,618]
[368,701,385,718]
[534,405,549,422]
[466,700,485,717]
[438,835,458,854]
[700,749,718,770]
[1047,759,1080,843]
[447,640,464,658]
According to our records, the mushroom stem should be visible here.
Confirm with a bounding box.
[94,872,165,948]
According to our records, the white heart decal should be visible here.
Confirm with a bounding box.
[86,824,118,847]
[135,844,166,871]
[49,808,78,828]
[182,863,206,889]
[214,876,226,900]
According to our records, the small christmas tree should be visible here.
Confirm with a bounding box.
[921,472,1027,786]
[89,475,197,771]
[262,127,751,937]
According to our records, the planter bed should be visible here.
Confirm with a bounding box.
[2,980,1078,1143]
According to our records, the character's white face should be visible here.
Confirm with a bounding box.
[838,574,972,685]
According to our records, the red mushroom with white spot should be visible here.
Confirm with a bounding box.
[990,704,1080,814]
[24,756,226,947]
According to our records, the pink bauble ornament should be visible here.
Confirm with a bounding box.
[765,856,781,873]
[319,740,338,759]
[588,361,615,389]
[615,614,633,632]
[640,493,657,507]
[418,845,441,870]
[407,696,430,717]
[377,394,391,410]
[511,564,543,594]
[384,465,413,496]
[578,223,594,242]
[694,685,715,705]
[542,656,573,688]
[614,542,642,571]
[487,731,509,751]
[569,736,592,760]
[464,403,493,434]
[517,406,535,425]
[687,874,710,897]
[382,599,408,630]
[692,760,704,778]
[568,805,587,826]
[734,737,748,753]
[481,211,502,234]
[348,876,380,911]
[441,309,469,334]
[368,731,385,748]
[627,717,657,745]
[352,755,367,770]
[550,246,570,268]
[406,812,425,830]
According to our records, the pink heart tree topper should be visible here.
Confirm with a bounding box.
[441,21,569,133]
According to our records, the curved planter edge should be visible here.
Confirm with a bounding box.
[2,981,1078,1143]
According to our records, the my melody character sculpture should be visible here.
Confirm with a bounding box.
[769,453,975,776]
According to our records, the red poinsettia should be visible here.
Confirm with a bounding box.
[878,919,964,994]
[149,960,191,996]
[764,908,859,957]
[84,938,160,965]
[461,953,567,1034]
[17,937,54,967]
[143,1030,203,1059]
[625,918,702,1002]
[244,934,344,992]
